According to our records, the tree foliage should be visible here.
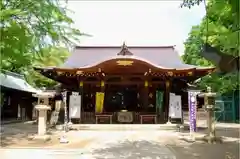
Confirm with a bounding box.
[27,46,70,88]
[0,0,84,87]
[182,0,239,94]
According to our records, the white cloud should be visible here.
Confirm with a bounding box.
[66,1,206,55]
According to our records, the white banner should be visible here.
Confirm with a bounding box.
[172,95,182,119]
[169,93,175,118]
[169,93,182,119]
[69,92,81,119]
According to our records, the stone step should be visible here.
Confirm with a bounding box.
[65,124,179,131]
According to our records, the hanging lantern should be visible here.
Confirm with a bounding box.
[76,71,83,75]
[166,81,170,88]
[167,71,173,76]
[79,81,83,87]
[188,72,193,76]
[101,81,105,87]
[144,81,148,87]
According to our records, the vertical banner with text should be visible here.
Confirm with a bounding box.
[188,91,197,132]
[156,91,164,115]
[69,92,81,119]
[95,92,105,113]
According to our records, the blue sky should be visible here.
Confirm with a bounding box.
[66,1,205,55]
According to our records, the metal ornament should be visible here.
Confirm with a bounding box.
[116,60,134,66]
[149,93,153,98]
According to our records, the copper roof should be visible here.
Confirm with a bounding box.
[62,43,213,70]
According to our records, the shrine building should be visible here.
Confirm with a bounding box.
[34,43,214,124]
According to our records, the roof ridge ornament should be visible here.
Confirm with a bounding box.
[117,42,133,56]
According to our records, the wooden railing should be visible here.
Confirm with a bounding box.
[81,112,95,123]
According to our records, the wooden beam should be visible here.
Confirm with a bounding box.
[81,81,167,85]
[164,80,171,122]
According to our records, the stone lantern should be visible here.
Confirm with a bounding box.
[32,92,54,141]
[198,86,222,143]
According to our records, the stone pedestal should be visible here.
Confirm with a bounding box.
[32,92,54,141]
[34,104,51,141]
[36,105,51,134]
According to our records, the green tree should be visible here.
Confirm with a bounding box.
[26,46,70,88]
[182,25,213,66]
[182,0,239,93]
[0,0,85,87]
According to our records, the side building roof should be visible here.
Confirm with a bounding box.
[0,70,41,93]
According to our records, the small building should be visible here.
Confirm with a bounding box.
[34,43,214,124]
[0,70,40,122]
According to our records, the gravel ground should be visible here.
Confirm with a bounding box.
[1,122,239,159]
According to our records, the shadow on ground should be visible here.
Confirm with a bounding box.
[91,135,239,159]
[0,123,57,147]
[182,125,239,138]
[169,140,239,159]
[177,124,240,159]
[92,140,176,159]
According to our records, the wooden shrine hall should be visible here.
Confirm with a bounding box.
[34,43,214,124]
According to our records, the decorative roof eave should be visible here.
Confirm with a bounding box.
[34,67,104,78]
[34,63,215,76]
[34,66,215,82]
[148,67,215,77]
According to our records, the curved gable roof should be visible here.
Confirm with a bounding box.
[62,45,213,70]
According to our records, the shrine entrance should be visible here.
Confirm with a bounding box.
[34,43,215,124]
[105,84,139,112]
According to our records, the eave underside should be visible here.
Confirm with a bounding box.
[34,65,214,90]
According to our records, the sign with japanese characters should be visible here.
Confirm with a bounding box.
[188,91,198,132]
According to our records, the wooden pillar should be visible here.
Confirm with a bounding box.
[100,80,105,92]
[100,80,105,112]
[165,80,171,121]
[143,80,149,111]
[79,81,83,123]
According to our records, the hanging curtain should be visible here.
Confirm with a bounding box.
[95,92,105,113]
[156,91,164,115]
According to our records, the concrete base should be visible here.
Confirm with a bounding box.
[195,135,223,144]
[166,121,172,125]
[177,124,185,132]
[59,135,69,144]
[56,125,64,131]
[179,133,223,144]
[31,135,51,142]
[179,135,196,142]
